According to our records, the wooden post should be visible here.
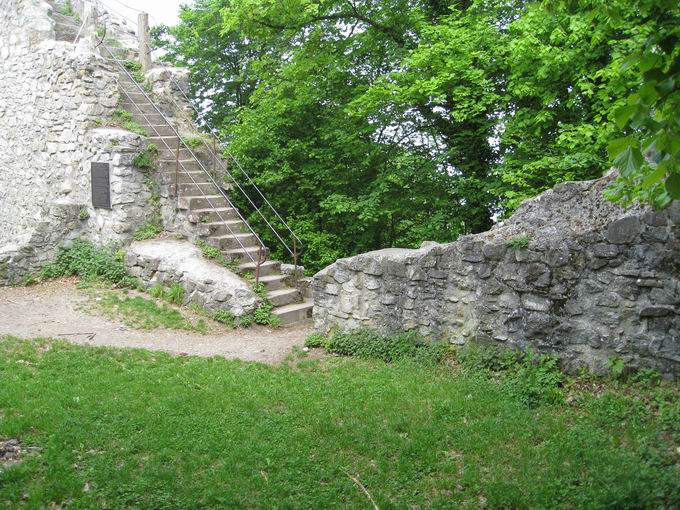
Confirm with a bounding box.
[137,12,151,72]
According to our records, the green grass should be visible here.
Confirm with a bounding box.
[0,338,677,509]
[93,293,206,332]
[133,222,162,241]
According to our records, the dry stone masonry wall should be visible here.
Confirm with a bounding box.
[313,175,680,375]
[125,240,260,316]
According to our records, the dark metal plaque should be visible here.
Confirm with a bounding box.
[91,162,111,209]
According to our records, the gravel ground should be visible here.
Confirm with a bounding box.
[0,280,312,363]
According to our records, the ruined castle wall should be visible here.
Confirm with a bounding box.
[0,1,116,238]
[313,177,680,375]
[0,0,159,283]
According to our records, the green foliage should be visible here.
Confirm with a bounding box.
[160,0,677,272]
[196,240,241,273]
[78,208,90,221]
[508,352,564,408]
[317,330,449,364]
[133,223,162,241]
[110,109,147,137]
[40,240,132,286]
[212,309,235,327]
[583,0,680,208]
[607,356,627,379]
[123,60,146,83]
[507,233,530,250]
[132,144,158,170]
[60,0,74,16]
[182,136,205,149]
[304,333,326,348]
[149,283,185,306]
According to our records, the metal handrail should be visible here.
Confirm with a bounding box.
[92,0,304,263]
[100,43,264,266]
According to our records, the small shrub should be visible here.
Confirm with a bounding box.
[23,274,38,286]
[123,60,145,83]
[132,144,158,169]
[607,356,626,379]
[459,344,521,372]
[213,310,235,327]
[148,283,166,300]
[60,0,74,16]
[238,314,254,328]
[321,330,448,364]
[508,233,531,250]
[78,208,90,221]
[109,109,147,137]
[148,283,184,306]
[167,284,184,306]
[305,333,327,348]
[253,302,280,327]
[507,352,564,408]
[134,223,162,241]
[183,136,205,149]
[40,240,131,286]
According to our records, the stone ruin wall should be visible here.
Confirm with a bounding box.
[313,176,680,375]
[0,0,193,284]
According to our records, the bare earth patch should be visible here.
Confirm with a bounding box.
[0,280,311,363]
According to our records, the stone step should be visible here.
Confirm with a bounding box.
[131,112,167,126]
[258,274,287,292]
[239,260,281,277]
[206,233,259,251]
[188,207,240,224]
[267,288,301,307]
[198,220,247,237]
[179,194,230,211]
[158,147,197,161]
[159,160,207,175]
[143,124,176,136]
[177,182,219,195]
[161,167,211,184]
[273,300,314,326]
[121,101,161,115]
[223,245,269,264]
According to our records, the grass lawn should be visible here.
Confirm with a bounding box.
[0,337,678,509]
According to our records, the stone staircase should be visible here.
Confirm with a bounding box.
[47,0,314,325]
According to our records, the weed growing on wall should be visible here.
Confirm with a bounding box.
[132,144,158,170]
[123,60,146,84]
[133,223,162,241]
[40,241,135,287]
[107,109,147,137]
[508,233,531,250]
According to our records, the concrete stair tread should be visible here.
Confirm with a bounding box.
[191,207,234,213]
[272,300,314,326]
[258,274,287,283]
[240,260,279,272]
[268,288,299,298]
[209,233,256,240]
[223,246,264,255]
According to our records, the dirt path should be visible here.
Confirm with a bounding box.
[0,280,312,363]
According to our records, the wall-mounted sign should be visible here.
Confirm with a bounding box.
[91,162,111,209]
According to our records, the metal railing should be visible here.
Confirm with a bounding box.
[89,0,304,273]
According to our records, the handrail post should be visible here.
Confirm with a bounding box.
[175,137,180,208]
[137,12,151,72]
[255,245,262,286]
[212,137,217,179]
[293,238,298,286]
